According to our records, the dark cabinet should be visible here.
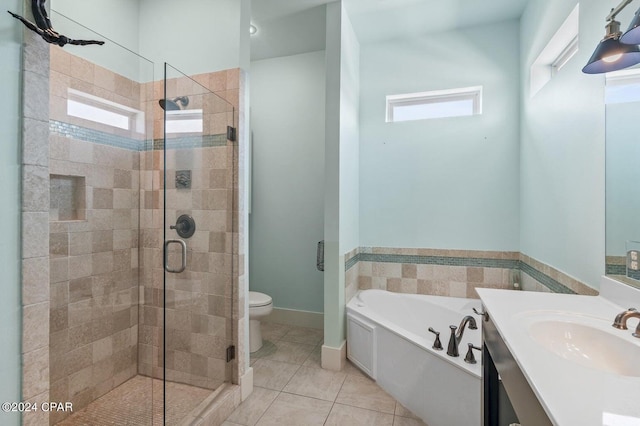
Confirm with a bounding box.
[482,311,553,426]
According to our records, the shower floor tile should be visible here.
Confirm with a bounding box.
[56,375,215,425]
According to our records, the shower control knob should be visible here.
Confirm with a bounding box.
[428,327,443,350]
[170,214,196,239]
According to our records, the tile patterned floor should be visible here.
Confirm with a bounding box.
[224,323,428,426]
[56,375,214,425]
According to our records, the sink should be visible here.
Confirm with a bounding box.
[528,319,640,377]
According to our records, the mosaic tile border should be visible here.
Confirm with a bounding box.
[519,261,574,294]
[152,135,227,150]
[50,120,228,151]
[345,250,577,294]
[357,253,519,269]
[50,120,141,150]
[606,264,626,275]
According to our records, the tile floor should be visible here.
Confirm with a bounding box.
[224,322,428,426]
[56,375,213,425]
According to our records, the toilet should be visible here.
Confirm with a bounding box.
[249,291,273,353]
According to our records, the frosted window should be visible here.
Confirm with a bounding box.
[67,99,130,130]
[386,86,482,123]
[66,88,144,132]
[165,109,204,134]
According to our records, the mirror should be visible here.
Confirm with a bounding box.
[605,70,640,288]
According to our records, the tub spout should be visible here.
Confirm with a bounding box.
[446,316,478,357]
[456,315,478,342]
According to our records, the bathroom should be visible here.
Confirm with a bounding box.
[2,0,640,424]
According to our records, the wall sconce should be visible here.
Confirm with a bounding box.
[583,0,640,74]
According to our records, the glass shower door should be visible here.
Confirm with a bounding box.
[160,63,235,424]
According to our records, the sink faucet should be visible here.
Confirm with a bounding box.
[612,308,640,338]
[446,315,478,357]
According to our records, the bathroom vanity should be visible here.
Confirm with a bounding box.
[478,276,640,426]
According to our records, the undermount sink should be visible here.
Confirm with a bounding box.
[527,318,640,377]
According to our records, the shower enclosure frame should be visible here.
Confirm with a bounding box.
[17,10,250,424]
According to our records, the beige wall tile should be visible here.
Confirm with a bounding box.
[23,257,49,305]
[467,267,484,283]
[22,346,49,398]
[401,264,417,278]
[23,71,49,122]
[23,302,50,353]
[23,212,49,258]
[23,118,49,167]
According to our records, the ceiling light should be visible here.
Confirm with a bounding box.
[249,25,257,35]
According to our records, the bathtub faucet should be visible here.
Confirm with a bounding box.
[446,316,478,357]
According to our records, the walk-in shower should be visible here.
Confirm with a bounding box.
[39,10,240,425]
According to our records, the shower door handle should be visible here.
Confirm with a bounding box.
[164,239,187,273]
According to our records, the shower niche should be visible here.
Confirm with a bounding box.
[49,174,86,221]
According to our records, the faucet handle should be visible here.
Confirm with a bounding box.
[464,343,482,364]
[428,327,443,350]
[473,307,489,322]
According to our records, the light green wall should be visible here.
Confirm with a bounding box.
[606,101,640,256]
[323,2,344,349]
[139,0,246,79]
[520,0,609,289]
[339,10,360,255]
[52,0,249,80]
[249,50,326,313]
[52,0,140,49]
[359,20,521,251]
[323,4,361,349]
[0,0,22,424]
[51,0,144,81]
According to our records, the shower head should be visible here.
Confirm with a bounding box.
[159,96,189,111]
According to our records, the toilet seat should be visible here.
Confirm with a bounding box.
[249,291,272,308]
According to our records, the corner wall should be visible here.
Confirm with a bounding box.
[359,20,521,252]
[519,0,607,289]
[323,3,360,365]
[0,0,23,424]
[249,51,326,314]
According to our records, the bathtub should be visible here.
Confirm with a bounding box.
[346,290,482,426]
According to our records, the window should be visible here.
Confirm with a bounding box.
[67,89,144,133]
[165,109,204,134]
[386,86,483,123]
[530,4,580,97]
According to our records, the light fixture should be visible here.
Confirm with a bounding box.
[249,24,257,35]
[584,0,640,74]
[621,8,640,44]
[583,19,640,74]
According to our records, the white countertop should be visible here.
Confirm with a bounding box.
[477,276,640,426]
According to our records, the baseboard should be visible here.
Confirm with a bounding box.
[321,340,346,371]
[240,367,253,401]
[263,307,324,329]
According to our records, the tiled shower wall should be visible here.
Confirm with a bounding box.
[138,70,239,390]
[345,247,598,303]
[48,47,144,424]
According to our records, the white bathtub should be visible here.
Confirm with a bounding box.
[346,290,482,426]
